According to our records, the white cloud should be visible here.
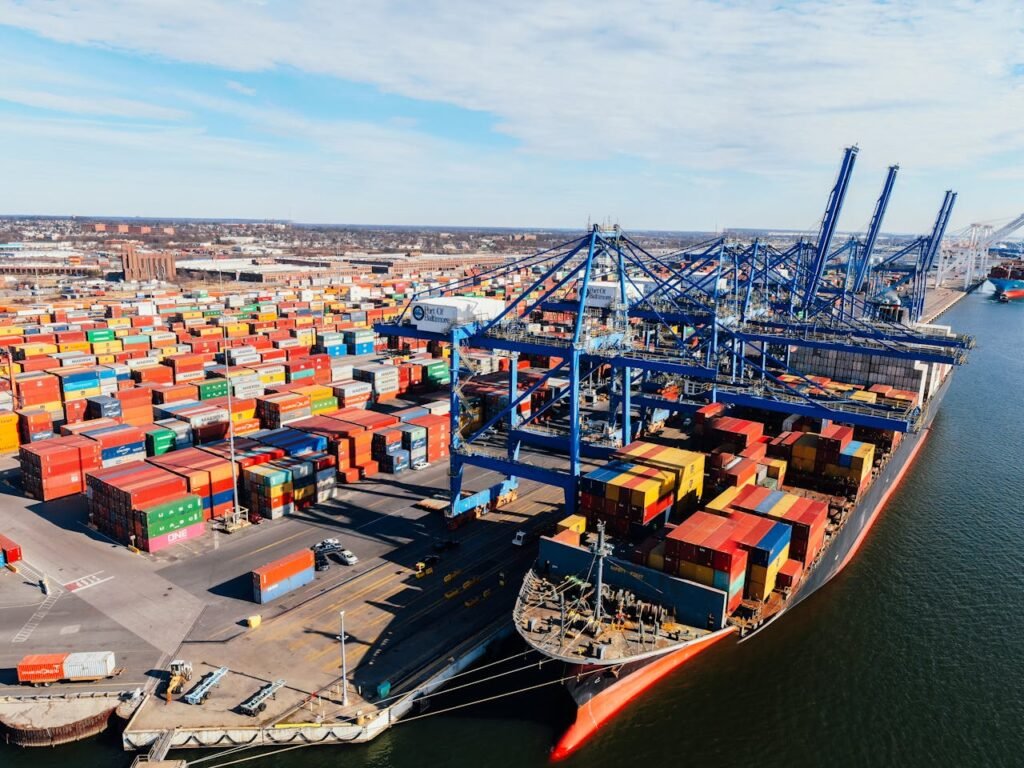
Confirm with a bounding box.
[226,80,255,96]
[2,1,1024,227]
[0,86,187,120]
[2,1,1022,171]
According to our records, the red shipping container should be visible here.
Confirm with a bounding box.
[0,533,23,563]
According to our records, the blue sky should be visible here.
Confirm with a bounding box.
[1,1,1023,235]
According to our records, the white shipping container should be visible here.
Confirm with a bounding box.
[102,451,146,468]
[333,381,372,396]
[63,651,115,680]
[330,364,354,381]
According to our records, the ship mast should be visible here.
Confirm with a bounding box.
[591,521,612,622]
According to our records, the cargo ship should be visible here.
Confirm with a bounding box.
[514,365,955,759]
[987,261,1024,301]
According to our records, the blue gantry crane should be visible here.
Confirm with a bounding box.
[375,149,974,525]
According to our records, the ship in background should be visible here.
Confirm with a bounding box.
[987,261,1024,301]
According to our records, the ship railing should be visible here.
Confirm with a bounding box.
[713,382,918,423]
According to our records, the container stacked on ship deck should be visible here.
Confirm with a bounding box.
[664,508,792,610]
[580,461,677,537]
[705,485,828,572]
[580,441,704,537]
[777,427,875,493]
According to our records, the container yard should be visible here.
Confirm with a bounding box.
[0,146,998,761]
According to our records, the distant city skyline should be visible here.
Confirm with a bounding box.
[1,1,1023,236]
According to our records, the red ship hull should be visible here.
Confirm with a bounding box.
[551,627,736,761]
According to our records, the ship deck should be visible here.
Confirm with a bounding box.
[515,569,710,665]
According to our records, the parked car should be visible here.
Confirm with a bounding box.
[338,549,358,566]
[314,539,342,555]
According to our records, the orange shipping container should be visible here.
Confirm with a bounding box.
[17,653,69,684]
[252,549,314,588]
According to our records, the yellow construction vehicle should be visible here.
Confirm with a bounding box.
[165,659,193,702]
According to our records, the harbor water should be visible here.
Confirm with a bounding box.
[5,288,1022,767]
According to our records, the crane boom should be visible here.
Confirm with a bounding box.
[854,164,899,293]
[981,211,1024,248]
[803,145,859,308]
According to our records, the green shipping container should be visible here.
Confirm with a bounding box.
[311,397,338,412]
[145,428,176,456]
[141,509,203,537]
[86,329,116,342]
[136,495,203,534]
[197,379,230,399]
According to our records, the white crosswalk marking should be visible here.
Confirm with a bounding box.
[12,593,60,643]
[64,571,114,593]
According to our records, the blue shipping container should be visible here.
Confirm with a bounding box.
[750,521,792,567]
[253,565,315,604]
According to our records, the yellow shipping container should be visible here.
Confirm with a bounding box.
[181,311,203,320]
[617,442,705,502]
[58,341,91,353]
[746,578,772,601]
[231,407,257,423]
[91,340,123,354]
[850,390,878,404]
[556,514,586,535]
[95,354,116,365]
[257,312,278,322]
[764,457,787,486]
[792,437,817,461]
[107,318,131,329]
[706,485,741,514]
[17,342,59,357]
[225,323,249,337]
[771,492,799,518]
[0,326,24,336]
[0,410,19,451]
[646,541,665,572]
[258,372,286,386]
[679,561,715,586]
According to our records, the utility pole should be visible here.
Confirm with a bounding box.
[340,610,349,706]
